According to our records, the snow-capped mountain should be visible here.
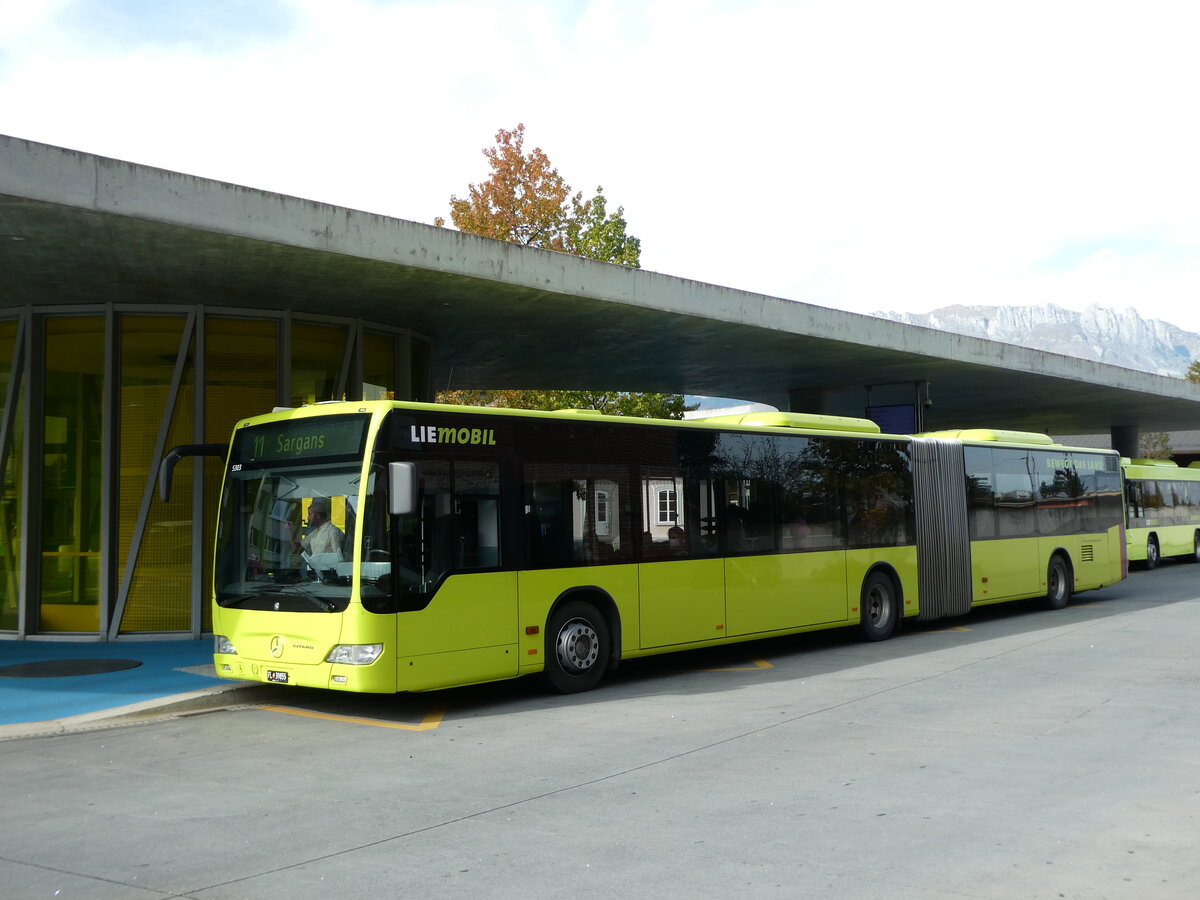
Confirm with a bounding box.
[873,304,1200,377]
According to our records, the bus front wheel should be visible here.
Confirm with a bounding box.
[1145,536,1160,570]
[543,600,610,694]
[858,571,899,642]
[1045,555,1072,609]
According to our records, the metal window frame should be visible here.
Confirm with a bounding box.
[192,310,207,637]
[0,311,28,635]
[108,311,197,639]
[100,303,115,637]
[335,322,356,401]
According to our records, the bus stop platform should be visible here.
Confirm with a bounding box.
[0,639,260,740]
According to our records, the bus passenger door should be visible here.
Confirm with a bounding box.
[722,470,848,634]
[638,473,725,648]
[393,460,519,691]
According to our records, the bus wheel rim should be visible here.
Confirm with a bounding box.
[1049,562,1067,602]
[866,585,889,623]
[556,619,599,673]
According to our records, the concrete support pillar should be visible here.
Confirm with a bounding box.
[789,388,831,414]
[1110,425,1139,459]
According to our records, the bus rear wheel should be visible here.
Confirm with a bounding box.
[1044,554,1072,609]
[1145,536,1160,570]
[858,570,899,642]
[543,600,610,694]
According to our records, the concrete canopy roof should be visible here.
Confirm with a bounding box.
[4,133,1200,436]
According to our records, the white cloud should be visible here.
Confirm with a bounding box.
[3,0,1200,335]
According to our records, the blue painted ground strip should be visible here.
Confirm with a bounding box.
[0,640,222,725]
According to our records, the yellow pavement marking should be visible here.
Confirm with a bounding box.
[926,626,972,633]
[694,657,774,672]
[259,704,446,731]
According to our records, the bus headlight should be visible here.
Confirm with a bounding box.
[326,643,383,665]
[214,635,237,655]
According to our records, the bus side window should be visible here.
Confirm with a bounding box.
[722,478,777,554]
[640,471,685,560]
[994,449,1038,537]
[524,462,631,567]
[453,462,501,569]
[387,460,451,593]
[1126,481,1143,521]
[964,446,997,539]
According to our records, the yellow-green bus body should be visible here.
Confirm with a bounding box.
[1123,459,1200,567]
[208,403,1124,694]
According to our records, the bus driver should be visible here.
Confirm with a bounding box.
[300,497,344,557]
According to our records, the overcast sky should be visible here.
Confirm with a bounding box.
[4,0,1200,334]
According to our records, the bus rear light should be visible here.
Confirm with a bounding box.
[326,643,383,665]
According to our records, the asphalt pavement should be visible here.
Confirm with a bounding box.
[2,567,1199,898]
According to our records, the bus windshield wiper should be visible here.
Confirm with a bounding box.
[286,584,336,611]
[228,583,336,611]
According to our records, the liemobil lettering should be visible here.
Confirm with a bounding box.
[409,424,497,446]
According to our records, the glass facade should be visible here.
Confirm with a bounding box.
[116,316,194,633]
[0,320,22,631]
[363,330,397,401]
[290,321,347,407]
[39,318,105,633]
[202,317,282,635]
[0,308,432,639]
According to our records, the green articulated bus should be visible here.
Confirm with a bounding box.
[193,401,1126,694]
[1122,458,1200,568]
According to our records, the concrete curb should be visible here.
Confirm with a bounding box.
[0,681,280,742]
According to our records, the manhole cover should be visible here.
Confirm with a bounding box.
[0,658,144,678]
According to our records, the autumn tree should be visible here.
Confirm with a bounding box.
[1139,432,1172,459]
[1187,359,1200,383]
[436,125,686,418]
[436,123,641,267]
[568,187,641,268]
[437,389,695,420]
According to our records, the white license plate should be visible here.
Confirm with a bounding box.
[266,670,289,684]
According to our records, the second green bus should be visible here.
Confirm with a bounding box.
[1123,458,1200,567]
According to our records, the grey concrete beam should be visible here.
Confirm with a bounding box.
[4,133,1200,435]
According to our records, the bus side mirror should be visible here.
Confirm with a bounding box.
[388,462,417,516]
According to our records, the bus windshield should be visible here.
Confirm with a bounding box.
[215,461,364,612]
[214,413,375,612]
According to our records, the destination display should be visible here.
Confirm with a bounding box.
[233,414,369,465]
